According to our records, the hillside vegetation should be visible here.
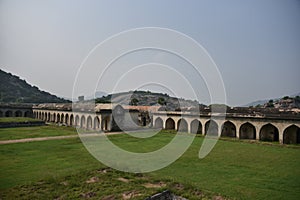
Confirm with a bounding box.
[94,90,202,110]
[0,69,69,103]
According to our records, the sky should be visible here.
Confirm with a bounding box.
[0,0,299,106]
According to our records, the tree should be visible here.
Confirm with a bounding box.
[158,97,166,105]
[266,99,274,108]
[130,98,139,106]
[283,96,289,100]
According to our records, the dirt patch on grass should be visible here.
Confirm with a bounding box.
[117,177,130,183]
[101,195,116,200]
[173,183,184,190]
[86,176,99,183]
[60,181,68,186]
[213,195,225,200]
[143,182,166,188]
[97,168,112,174]
[81,191,96,198]
[122,191,142,199]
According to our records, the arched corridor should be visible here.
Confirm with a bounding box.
[239,122,256,139]
[283,125,300,144]
[70,114,74,126]
[177,118,188,132]
[56,114,60,123]
[80,116,86,128]
[102,116,110,131]
[154,117,163,129]
[65,114,69,125]
[221,121,236,138]
[260,124,279,142]
[190,119,202,134]
[94,116,100,130]
[87,116,92,129]
[15,110,22,117]
[205,120,218,136]
[75,115,80,127]
[165,118,175,130]
[61,114,64,123]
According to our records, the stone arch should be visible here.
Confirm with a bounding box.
[47,112,51,122]
[205,120,218,136]
[61,113,64,123]
[94,116,100,130]
[70,114,74,126]
[191,119,202,134]
[283,125,300,144]
[102,116,110,131]
[65,114,69,125]
[240,122,256,139]
[51,113,55,122]
[80,116,86,128]
[57,113,60,123]
[154,117,163,129]
[165,118,175,130]
[41,112,45,120]
[221,121,236,138]
[259,123,279,142]
[87,116,92,129]
[75,115,80,127]
[177,118,188,132]
[15,110,22,117]
[27,111,32,118]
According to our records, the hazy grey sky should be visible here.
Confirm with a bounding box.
[0,0,299,106]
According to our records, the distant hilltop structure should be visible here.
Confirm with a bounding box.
[257,96,300,112]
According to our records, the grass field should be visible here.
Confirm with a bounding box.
[0,125,77,141]
[0,117,42,123]
[0,126,299,199]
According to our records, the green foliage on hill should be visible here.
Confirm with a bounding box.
[93,90,201,110]
[0,69,70,103]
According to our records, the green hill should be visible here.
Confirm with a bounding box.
[0,69,70,103]
[94,90,204,110]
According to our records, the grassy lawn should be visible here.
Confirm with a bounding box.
[0,125,77,141]
[0,127,299,199]
[0,117,42,123]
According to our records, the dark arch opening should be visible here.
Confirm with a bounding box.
[165,118,175,130]
[102,116,110,131]
[15,110,22,117]
[65,114,69,125]
[75,115,80,127]
[259,124,279,142]
[26,111,32,118]
[80,116,86,128]
[0,110,3,117]
[94,116,100,130]
[191,119,202,134]
[240,122,256,139]
[61,114,64,123]
[87,116,92,129]
[205,120,218,136]
[57,114,60,123]
[70,114,74,126]
[221,121,236,138]
[47,113,51,122]
[5,110,13,117]
[177,118,188,132]
[283,125,300,144]
[52,113,56,122]
[154,117,163,129]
